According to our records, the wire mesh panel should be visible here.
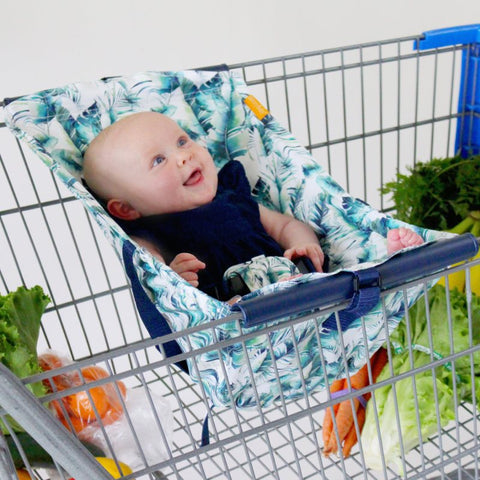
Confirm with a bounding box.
[2,269,480,480]
[230,33,469,211]
[0,26,480,480]
[0,125,150,359]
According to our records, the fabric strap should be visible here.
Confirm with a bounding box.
[122,241,189,373]
[323,268,381,331]
[330,387,368,409]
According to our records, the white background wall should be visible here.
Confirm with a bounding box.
[1,6,480,477]
[1,0,480,100]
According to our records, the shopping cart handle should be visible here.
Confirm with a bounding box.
[232,233,479,328]
[415,24,480,50]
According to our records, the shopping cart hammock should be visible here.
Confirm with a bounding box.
[4,69,450,408]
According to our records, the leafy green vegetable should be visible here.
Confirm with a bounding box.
[0,286,50,431]
[361,285,480,472]
[381,155,480,230]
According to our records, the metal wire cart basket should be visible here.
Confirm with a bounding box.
[1,24,480,480]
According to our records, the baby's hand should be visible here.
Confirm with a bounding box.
[284,243,325,272]
[170,253,206,287]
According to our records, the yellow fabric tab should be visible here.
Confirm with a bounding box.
[244,95,270,121]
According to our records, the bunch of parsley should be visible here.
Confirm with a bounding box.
[381,155,480,230]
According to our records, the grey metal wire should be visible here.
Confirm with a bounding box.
[0,29,479,480]
[0,430,17,480]
[0,363,112,479]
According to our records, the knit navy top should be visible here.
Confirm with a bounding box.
[117,160,284,299]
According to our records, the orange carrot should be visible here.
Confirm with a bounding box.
[325,397,360,454]
[322,348,389,457]
[371,347,388,381]
[342,348,388,456]
[342,404,366,458]
[350,362,370,391]
[324,358,370,455]
[364,347,388,401]
[322,378,345,450]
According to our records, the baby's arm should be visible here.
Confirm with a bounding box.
[132,236,205,287]
[258,205,324,272]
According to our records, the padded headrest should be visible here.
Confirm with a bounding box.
[4,70,255,180]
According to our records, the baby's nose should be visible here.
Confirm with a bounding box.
[176,150,191,166]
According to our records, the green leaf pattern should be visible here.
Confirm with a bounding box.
[4,70,449,408]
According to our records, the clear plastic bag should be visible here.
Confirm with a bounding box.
[39,351,173,472]
[39,352,127,434]
[90,388,173,471]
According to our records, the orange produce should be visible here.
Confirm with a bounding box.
[16,470,32,480]
[67,386,110,421]
[81,366,109,380]
[51,401,86,433]
[38,352,63,369]
[79,366,127,417]
[38,353,127,434]
[39,352,78,392]
[323,347,388,458]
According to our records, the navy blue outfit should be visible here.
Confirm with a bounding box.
[116,160,284,299]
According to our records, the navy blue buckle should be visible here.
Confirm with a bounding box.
[323,268,381,331]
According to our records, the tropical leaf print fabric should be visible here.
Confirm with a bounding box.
[4,70,449,408]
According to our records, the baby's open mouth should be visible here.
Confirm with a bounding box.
[184,169,203,186]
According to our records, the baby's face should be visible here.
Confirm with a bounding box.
[103,112,218,216]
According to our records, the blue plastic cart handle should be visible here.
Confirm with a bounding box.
[415,24,480,50]
[414,25,480,157]
[233,233,479,328]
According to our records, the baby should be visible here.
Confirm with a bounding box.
[83,111,423,299]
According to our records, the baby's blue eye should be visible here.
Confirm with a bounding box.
[177,137,188,147]
[152,155,165,167]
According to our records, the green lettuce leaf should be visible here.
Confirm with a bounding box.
[361,285,480,472]
[0,286,50,431]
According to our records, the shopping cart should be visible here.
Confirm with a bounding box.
[0,23,480,480]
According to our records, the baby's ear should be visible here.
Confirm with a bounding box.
[107,199,141,220]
